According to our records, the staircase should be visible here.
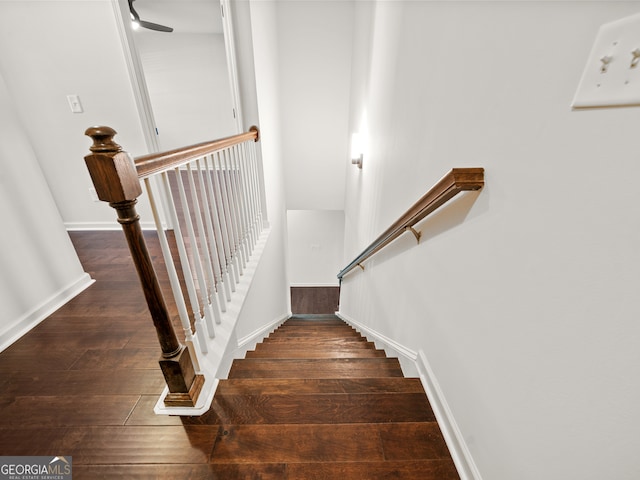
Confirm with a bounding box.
[208,315,460,479]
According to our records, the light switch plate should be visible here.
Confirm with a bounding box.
[572,12,640,109]
[66,94,83,113]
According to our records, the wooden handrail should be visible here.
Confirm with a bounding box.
[337,167,484,281]
[83,125,264,410]
[135,126,260,179]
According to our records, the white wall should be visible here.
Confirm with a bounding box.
[287,210,344,286]
[273,1,354,290]
[277,1,353,211]
[0,0,290,364]
[340,2,640,480]
[231,0,291,342]
[0,0,153,348]
[134,32,237,150]
[0,72,92,351]
[0,0,151,230]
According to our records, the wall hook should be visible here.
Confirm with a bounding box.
[600,55,613,73]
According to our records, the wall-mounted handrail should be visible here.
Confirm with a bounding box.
[337,167,484,281]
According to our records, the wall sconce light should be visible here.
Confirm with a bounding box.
[351,132,363,169]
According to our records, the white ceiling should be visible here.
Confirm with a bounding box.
[132,0,223,35]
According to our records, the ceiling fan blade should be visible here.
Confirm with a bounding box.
[128,0,140,21]
[128,0,173,33]
[139,20,174,33]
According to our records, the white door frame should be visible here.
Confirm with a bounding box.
[110,0,246,229]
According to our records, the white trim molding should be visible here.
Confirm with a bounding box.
[336,311,418,374]
[416,349,484,480]
[111,0,160,154]
[0,273,94,353]
[237,312,290,350]
[220,0,244,133]
[336,311,483,480]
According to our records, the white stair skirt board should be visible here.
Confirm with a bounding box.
[336,311,483,480]
[0,273,94,353]
[335,312,418,377]
[235,313,290,351]
[154,227,273,416]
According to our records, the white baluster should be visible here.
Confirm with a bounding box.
[203,154,232,302]
[224,148,246,270]
[211,151,238,290]
[174,167,219,335]
[218,149,243,279]
[186,163,222,326]
[159,172,210,354]
[143,177,204,357]
[248,140,264,231]
[194,159,227,314]
[230,144,250,262]
[239,142,257,249]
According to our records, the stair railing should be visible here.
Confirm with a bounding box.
[338,168,484,281]
[84,126,263,411]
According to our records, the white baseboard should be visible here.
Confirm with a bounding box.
[336,311,418,376]
[336,311,482,480]
[236,312,290,350]
[0,273,95,353]
[416,349,483,480]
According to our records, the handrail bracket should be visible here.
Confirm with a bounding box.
[337,167,484,281]
[405,226,422,244]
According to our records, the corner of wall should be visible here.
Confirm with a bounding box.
[0,273,94,353]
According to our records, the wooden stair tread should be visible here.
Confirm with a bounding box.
[245,345,386,359]
[267,331,362,339]
[206,392,436,424]
[254,339,377,350]
[227,358,404,379]
[216,377,426,395]
[215,315,460,479]
[74,460,459,480]
[211,423,452,463]
[276,323,352,329]
[271,324,358,332]
[245,349,386,358]
[285,460,460,480]
[73,463,287,480]
[284,318,346,326]
[261,336,366,344]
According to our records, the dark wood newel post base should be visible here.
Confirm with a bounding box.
[84,125,204,409]
[161,346,206,407]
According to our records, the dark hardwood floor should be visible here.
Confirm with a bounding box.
[0,231,459,479]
